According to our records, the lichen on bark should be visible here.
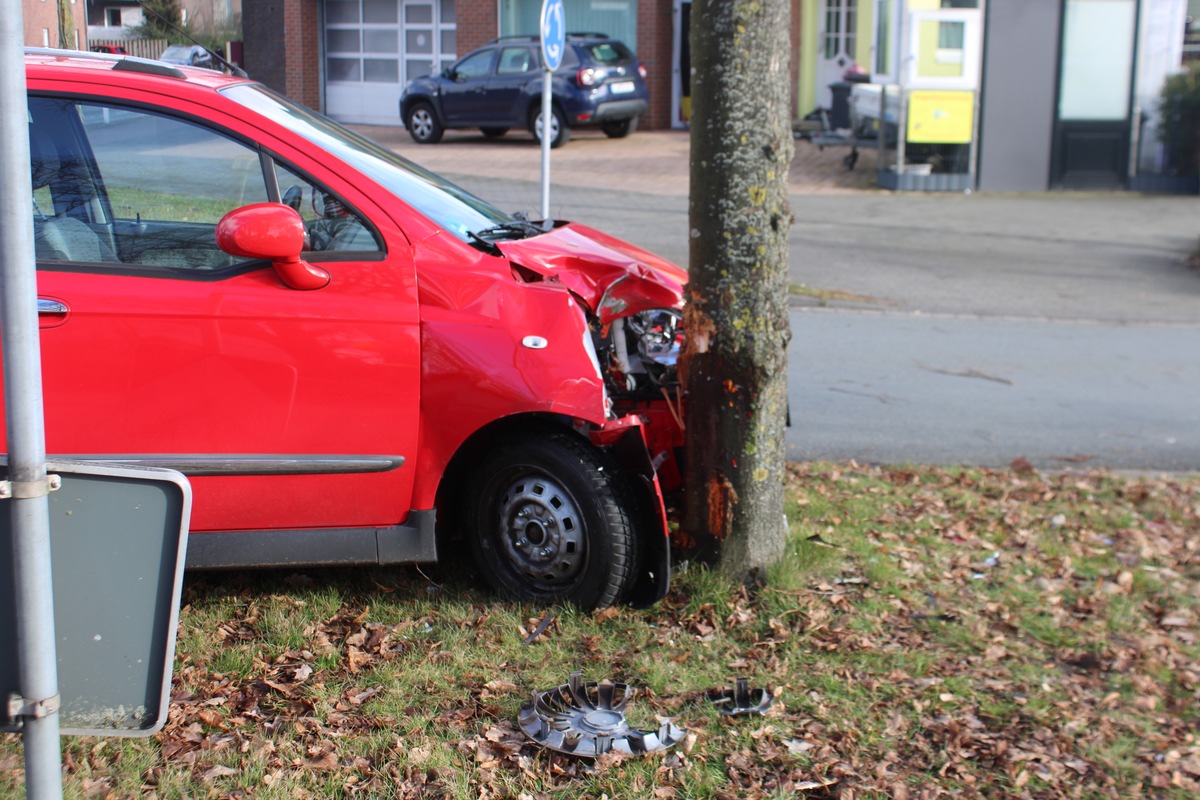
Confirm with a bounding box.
[682,0,793,579]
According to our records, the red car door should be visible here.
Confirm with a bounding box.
[21,92,421,534]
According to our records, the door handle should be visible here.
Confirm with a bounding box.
[38,297,69,328]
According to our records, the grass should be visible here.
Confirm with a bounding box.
[1,462,1197,799]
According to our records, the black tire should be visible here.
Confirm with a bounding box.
[480,126,510,138]
[406,102,444,144]
[601,117,638,139]
[530,105,570,149]
[466,432,637,609]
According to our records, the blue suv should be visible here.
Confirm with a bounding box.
[399,35,649,148]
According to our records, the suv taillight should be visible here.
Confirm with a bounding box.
[638,65,647,79]
[577,67,598,87]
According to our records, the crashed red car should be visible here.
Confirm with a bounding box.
[12,49,686,609]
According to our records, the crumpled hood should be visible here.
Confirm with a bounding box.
[496,223,686,325]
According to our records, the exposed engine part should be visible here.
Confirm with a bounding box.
[593,309,684,399]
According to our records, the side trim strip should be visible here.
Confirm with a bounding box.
[48,454,405,477]
[185,509,438,568]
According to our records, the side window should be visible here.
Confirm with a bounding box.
[29,96,269,271]
[496,47,533,76]
[454,50,495,79]
[273,163,381,254]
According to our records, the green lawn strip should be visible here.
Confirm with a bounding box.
[1,463,1196,799]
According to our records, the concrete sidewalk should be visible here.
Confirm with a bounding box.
[353,126,1200,324]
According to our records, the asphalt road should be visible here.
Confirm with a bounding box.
[411,148,1200,472]
[789,311,1200,471]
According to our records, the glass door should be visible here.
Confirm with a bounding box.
[818,0,857,108]
[1052,0,1139,188]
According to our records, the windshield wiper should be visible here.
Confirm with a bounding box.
[472,220,547,241]
[467,230,501,254]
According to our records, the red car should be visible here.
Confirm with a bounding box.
[17,49,687,609]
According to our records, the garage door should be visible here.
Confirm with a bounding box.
[325,0,457,124]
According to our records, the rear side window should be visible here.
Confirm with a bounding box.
[496,47,534,76]
[582,42,634,64]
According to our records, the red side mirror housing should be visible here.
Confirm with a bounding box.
[216,203,331,290]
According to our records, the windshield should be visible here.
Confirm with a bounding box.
[221,84,512,242]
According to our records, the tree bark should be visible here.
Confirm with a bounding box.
[682,0,793,580]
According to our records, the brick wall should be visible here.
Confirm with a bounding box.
[23,0,87,50]
[247,0,321,111]
[458,0,498,56]
[636,0,673,130]
[285,0,322,110]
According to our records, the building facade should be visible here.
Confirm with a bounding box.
[243,0,803,130]
[24,0,88,50]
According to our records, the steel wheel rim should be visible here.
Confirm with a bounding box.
[495,472,584,587]
[412,109,434,139]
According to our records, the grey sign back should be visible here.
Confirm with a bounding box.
[1,460,190,736]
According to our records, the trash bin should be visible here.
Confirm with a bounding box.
[828,81,852,130]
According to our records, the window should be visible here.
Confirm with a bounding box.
[499,0,637,53]
[29,97,269,270]
[106,8,121,25]
[496,47,533,76]
[906,9,981,89]
[453,49,494,79]
[873,0,894,80]
[273,163,381,254]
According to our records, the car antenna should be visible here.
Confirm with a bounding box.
[136,2,249,78]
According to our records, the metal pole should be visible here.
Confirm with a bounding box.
[0,9,65,800]
[897,0,909,174]
[540,70,552,220]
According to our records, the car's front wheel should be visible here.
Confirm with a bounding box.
[466,432,637,610]
[406,102,444,144]
[601,117,638,139]
[530,105,570,148]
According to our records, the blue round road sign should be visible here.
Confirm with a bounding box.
[541,0,566,71]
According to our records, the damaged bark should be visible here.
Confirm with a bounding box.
[682,0,793,579]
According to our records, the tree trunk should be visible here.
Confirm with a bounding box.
[682,0,793,580]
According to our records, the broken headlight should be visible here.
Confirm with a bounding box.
[626,309,682,367]
[596,309,684,397]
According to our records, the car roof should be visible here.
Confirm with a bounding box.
[24,47,240,90]
[485,33,620,46]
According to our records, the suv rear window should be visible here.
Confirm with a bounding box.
[581,42,634,64]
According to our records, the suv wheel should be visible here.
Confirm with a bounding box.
[530,105,570,149]
[406,102,444,144]
[601,117,638,139]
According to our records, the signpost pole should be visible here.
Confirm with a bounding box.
[539,0,564,221]
[541,72,552,219]
[0,6,65,800]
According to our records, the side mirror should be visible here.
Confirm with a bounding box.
[216,203,330,290]
[443,67,457,80]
